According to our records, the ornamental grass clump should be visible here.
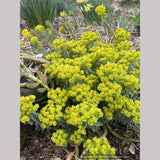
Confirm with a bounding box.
[20,0,68,28]
[20,28,140,159]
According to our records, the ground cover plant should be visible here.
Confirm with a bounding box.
[20,0,140,159]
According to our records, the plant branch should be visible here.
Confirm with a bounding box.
[75,144,79,160]
[20,53,51,64]
[21,72,50,91]
[106,123,140,143]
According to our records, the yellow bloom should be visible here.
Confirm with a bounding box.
[95,5,107,21]
[30,36,40,46]
[59,26,65,34]
[34,25,44,32]
[60,11,66,17]
[21,29,32,39]
[20,41,25,47]
[21,115,30,123]
[86,26,91,30]
[84,4,93,12]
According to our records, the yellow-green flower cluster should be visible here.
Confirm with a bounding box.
[21,29,41,47]
[73,54,94,69]
[84,4,93,12]
[20,95,39,123]
[95,5,107,21]
[119,74,140,90]
[67,83,91,101]
[117,50,140,64]
[38,88,68,129]
[60,11,66,17]
[46,61,85,83]
[52,39,87,58]
[52,38,66,50]
[20,41,26,47]
[64,102,103,127]
[114,28,132,50]
[81,31,99,44]
[46,30,140,125]
[67,83,101,105]
[116,40,132,51]
[98,81,122,102]
[50,32,100,58]
[95,59,140,122]
[30,36,40,46]
[47,88,68,106]
[103,107,114,120]
[121,98,140,123]
[97,63,123,100]
[130,69,140,79]
[51,129,68,146]
[103,95,140,123]
[69,127,86,145]
[65,40,87,57]
[59,26,65,33]
[86,26,91,30]
[21,29,32,39]
[83,137,115,157]
[20,29,140,151]
[84,74,98,88]
[34,25,44,33]
[115,28,131,43]
[97,61,140,92]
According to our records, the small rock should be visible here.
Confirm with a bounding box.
[129,143,136,155]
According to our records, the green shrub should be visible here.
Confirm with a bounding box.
[20,28,140,159]
[20,0,68,28]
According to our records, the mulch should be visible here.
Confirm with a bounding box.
[20,124,139,160]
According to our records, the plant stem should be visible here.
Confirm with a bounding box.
[21,72,50,91]
[94,25,104,42]
[75,144,79,160]
[106,123,140,143]
[20,53,51,64]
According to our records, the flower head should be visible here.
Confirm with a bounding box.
[30,36,40,46]
[21,29,32,39]
[60,11,66,17]
[95,5,107,21]
[20,41,26,47]
[84,4,93,12]
[35,25,44,33]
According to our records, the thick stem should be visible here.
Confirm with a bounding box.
[75,144,79,160]
[95,25,104,42]
[21,72,50,91]
[20,53,51,64]
[106,123,140,143]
